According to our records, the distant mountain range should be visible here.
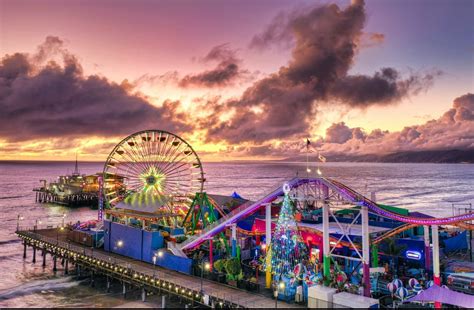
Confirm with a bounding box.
[284,149,474,163]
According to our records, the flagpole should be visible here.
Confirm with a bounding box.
[306,138,311,179]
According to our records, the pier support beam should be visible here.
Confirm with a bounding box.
[64,259,69,275]
[209,239,213,272]
[32,246,36,263]
[265,202,272,288]
[161,295,166,308]
[322,184,331,284]
[53,255,57,272]
[90,271,95,287]
[361,204,371,297]
[42,250,46,267]
[122,282,127,298]
[423,225,431,271]
[23,243,27,259]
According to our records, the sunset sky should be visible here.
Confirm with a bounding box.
[0,0,473,161]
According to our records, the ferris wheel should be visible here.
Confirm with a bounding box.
[102,130,205,213]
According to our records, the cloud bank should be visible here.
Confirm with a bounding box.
[0,36,191,141]
[319,93,474,156]
[201,0,440,144]
[179,44,249,88]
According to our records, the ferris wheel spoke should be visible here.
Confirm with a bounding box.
[154,132,168,167]
[161,136,186,172]
[116,163,144,182]
[111,153,143,177]
[159,139,189,172]
[163,165,193,180]
[113,147,147,176]
[160,146,193,175]
[151,134,171,173]
[160,155,193,177]
[125,137,150,172]
[156,136,180,172]
[135,134,154,171]
[162,161,194,178]
[129,136,152,172]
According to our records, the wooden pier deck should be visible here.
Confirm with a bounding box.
[16,228,304,309]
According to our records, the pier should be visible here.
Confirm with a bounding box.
[34,189,98,206]
[16,227,302,309]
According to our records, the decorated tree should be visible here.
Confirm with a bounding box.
[270,183,309,278]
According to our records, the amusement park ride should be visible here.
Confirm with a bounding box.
[91,129,474,307]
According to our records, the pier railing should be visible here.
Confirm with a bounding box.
[16,228,282,308]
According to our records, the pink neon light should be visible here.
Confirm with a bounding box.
[182,178,474,250]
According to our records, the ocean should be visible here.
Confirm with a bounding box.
[0,161,473,307]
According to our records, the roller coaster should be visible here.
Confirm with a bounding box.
[178,177,474,252]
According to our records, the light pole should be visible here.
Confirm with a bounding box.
[274,281,285,308]
[152,255,157,277]
[156,250,163,278]
[17,214,24,231]
[57,226,64,244]
[200,261,210,294]
[62,213,66,227]
[35,219,42,232]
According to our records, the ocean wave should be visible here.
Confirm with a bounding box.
[0,253,22,263]
[0,239,21,246]
[0,277,81,300]
[0,195,28,200]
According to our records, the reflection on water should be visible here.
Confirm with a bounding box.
[0,161,473,307]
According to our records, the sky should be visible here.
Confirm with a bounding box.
[0,0,473,161]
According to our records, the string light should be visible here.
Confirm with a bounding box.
[267,185,308,277]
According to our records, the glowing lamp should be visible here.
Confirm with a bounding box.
[406,250,422,260]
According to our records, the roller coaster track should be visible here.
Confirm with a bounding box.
[372,223,418,244]
[178,177,474,253]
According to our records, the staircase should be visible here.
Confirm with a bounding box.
[167,241,188,257]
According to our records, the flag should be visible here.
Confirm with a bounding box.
[318,152,326,162]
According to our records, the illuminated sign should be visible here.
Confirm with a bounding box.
[406,250,422,260]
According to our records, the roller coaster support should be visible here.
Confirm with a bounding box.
[371,244,379,268]
[361,204,371,297]
[322,184,331,284]
[432,225,441,309]
[265,202,272,288]
[424,225,431,271]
